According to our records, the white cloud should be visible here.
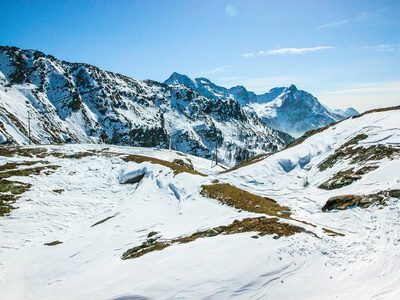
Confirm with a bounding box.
[317,19,350,29]
[361,44,400,52]
[241,53,255,58]
[260,46,333,55]
[241,47,333,58]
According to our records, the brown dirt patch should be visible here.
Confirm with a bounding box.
[122,154,206,176]
[200,183,291,218]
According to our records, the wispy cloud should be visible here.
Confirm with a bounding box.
[318,7,388,29]
[319,81,400,112]
[361,44,400,52]
[323,81,400,95]
[261,46,333,55]
[317,19,350,29]
[199,65,232,76]
[242,46,333,57]
[241,53,255,58]
[358,7,388,22]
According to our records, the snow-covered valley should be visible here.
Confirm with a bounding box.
[1,106,400,299]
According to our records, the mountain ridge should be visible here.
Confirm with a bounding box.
[164,72,359,137]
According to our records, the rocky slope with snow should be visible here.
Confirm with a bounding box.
[165,73,358,137]
[0,46,292,166]
[0,106,399,299]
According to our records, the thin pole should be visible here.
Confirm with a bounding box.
[28,111,31,145]
[215,136,218,166]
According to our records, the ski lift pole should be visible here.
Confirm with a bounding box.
[215,136,218,166]
[27,110,31,145]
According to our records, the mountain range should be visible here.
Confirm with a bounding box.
[165,72,358,137]
[0,46,291,166]
[0,46,357,166]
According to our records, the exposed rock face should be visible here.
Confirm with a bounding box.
[322,195,363,211]
[322,190,400,211]
[318,166,379,190]
[0,46,293,166]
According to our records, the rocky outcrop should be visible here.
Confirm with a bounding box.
[322,190,400,211]
[318,166,379,190]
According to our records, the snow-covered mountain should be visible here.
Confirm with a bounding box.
[1,106,399,299]
[0,46,292,166]
[248,84,359,137]
[165,73,358,137]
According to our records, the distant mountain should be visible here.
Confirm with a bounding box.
[0,46,292,166]
[247,84,359,137]
[165,73,358,137]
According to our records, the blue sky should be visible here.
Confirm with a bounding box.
[1,0,399,112]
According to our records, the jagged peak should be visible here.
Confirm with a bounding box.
[164,72,193,85]
[229,85,247,91]
[285,84,298,93]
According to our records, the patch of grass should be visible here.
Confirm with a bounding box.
[0,161,45,172]
[50,152,97,159]
[0,193,17,217]
[44,240,63,246]
[147,231,159,238]
[323,228,345,237]
[0,180,32,217]
[0,165,60,180]
[0,147,48,158]
[341,134,368,149]
[200,183,291,218]
[91,215,115,227]
[0,162,58,217]
[122,241,170,260]
[0,179,32,195]
[122,154,206,176]
[172,158,194,171]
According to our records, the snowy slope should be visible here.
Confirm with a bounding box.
[165,73,358,137]
[1,107,399,299]
[0,46,292,166]
[219,106,400,298]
